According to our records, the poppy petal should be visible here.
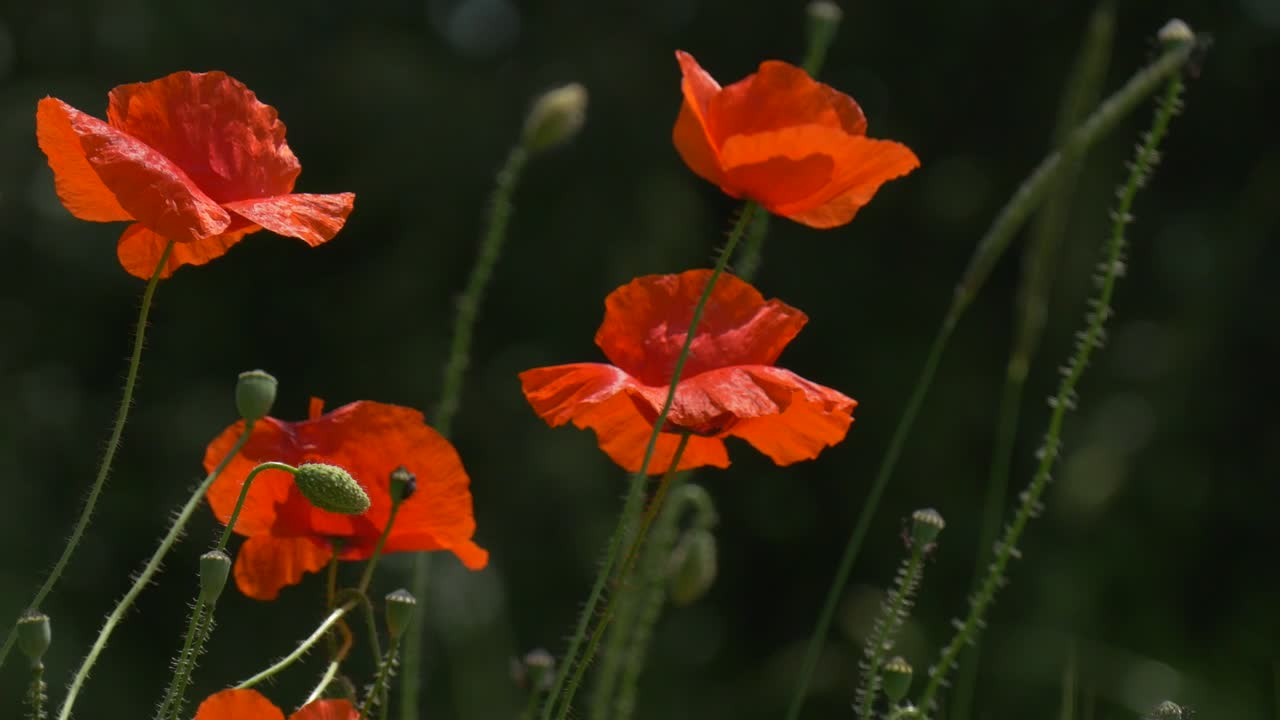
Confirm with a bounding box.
[721,367,856,464]
[107,71,301,202]
[193,689,285,720]
[205,418,301,536]
[223,193,356,247]
[116,223,258,279]
[233,535,332,601]
[709,59,867,140]
[778,140,921,228]
[594,270,807,385]
[673,101,727,189]
[289,699,359,720]
[41,98,231,243]
[519,363,729,473]
[35,98,132,222]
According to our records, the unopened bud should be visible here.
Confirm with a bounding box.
[235,370,278,422]
[804,1,843,72]
[522,83,587,153]
[910,508,945,547]
[807,0,842,26]
[1157,19,1193,46]
[385,589,417,640]
[390,466,416,503]
[510,648,556,692]
[667,529,717,606]
[199,550,232,604]
[16,611,50,667]
[294,463,370,514]
[1145,701,1187,720]
[881,656,913,703]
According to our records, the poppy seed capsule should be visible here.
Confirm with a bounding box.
[235,369,278,422]
[881,656,913,703]
[293,463,370,514]
[910,507,945,547]
[16,610,50,666]
[385,588,417,640]
[199,550,232,604]
[390,465,417,502]
[522,83,587,154]
[667,529,718,606]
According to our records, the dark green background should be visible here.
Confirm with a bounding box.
[1,1,1276,718]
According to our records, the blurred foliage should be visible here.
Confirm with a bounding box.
[1,0,1277,718]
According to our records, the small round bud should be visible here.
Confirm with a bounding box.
[199,550,232,604]
[294,463,370,514]
[235,370,278,422]
[1145,701,1186,720]
[390,465,417,502]
[881,656,913,704]
[511,648,556,692]
[667,529,717,606]
[522,83,587,154]
[910,508,945,547]
[806,0,842,25]
[385,589,417,640]
[16,611,51,666]
[1157,19,1193,46]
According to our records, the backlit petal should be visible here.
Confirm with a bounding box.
[194,689,284,720]
[205,418,302,536]
[776,140,921,228]
[117,223,257,279]
[289,700,359,720]
[722,367,856,464]
[233,535,332,601]
[35,98,132,222]
[594,270,807,385]
[223,193,356,247]
[107,71,300,202]
[707,59,867,143]
[674,51,726,186]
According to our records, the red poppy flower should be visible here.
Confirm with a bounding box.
[36,70,355,279]
[194,688,356,720]
[520,269,855,473]
[204,398,487,601]
[673,50,919,228]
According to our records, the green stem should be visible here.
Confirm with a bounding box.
[540,203,756,720]
[357,495,406,594]
[359,637,402,720]
[236,602,357,689]
[783,34,1194,720]
[918,65,1186,715]
[28,663,47,720]
[57,418,252,720]
[0,241,175,671]
[154,600,209,720]
[305,660,342,704]
[855,544,926,720]
[216,462,297,551]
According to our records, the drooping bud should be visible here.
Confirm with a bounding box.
[881,656,913,704]
[389,465,417,503]
[667,528,718,606]
[16,611,50,667]
[294,463,370,514]
[910,508,945,548]
[385,589,417,640]
[235,369,278,422]
[199,550,232,604]
[522,83,587,154]
[1157,19,1193,46]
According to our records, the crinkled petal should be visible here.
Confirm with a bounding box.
[289,700,359,720]
[205,418,302,536]
[520,363,729,474]
[223,193,355,247]
[107,71,301,202]
[117,223,258,279]
[708,59,867,142]
[194,689,285,720]
[594,269,807,385]
[233,535,332,601]
[35,98,133,222]
[722,367,856,464]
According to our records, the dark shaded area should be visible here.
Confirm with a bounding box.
[1,0,1276,718]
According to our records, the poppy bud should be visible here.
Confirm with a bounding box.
[293,463,370,514]
[385,588,417,640]
[910,508,945,548]
[17,611,51,667]
[235,369,278,422]
[199,550,232,604]
[881,656,912,704]
[667,528,717,606]
[1145,701,1187,720]
[1157,19,1193,46]
[390,465,416,503]
[522,83,587,154]
[806,0,842,33]
[510,648,556,692]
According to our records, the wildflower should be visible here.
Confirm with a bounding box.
[36,71,355,278]
[193,688,356,720]
[672,50,918,228]
[204,398,487,601]
[520,269,855,473]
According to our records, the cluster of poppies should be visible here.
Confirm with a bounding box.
[38,49,916,712]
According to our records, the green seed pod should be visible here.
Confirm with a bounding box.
[294,463,370,514]
[667,528,718,606]
[910,508,945,547]
[881,655,913,704]
[385,588,417,640]
[235,369,278,422]
[199,550,232,604]
[522,83,587,154]
[16,611,50,667]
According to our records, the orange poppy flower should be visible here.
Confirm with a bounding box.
[204,398,487,601]
[194,688,356,720]
[520,269,856,474]
[36,70,355,279]
[673,50,919,228]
